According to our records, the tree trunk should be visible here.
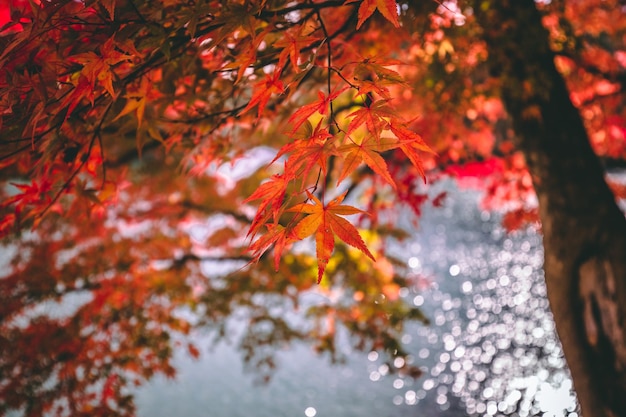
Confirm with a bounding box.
[472,1,626,416]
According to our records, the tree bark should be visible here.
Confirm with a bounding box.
[472,1,626,416]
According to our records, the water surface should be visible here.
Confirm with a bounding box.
[136,182,577,417]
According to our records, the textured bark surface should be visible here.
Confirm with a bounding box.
[472,1,626,416]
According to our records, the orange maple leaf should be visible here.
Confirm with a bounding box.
[288,191,374,283]
[72,37,133,98]
[113,76,162,127]
[62,37,133,118]
[337,135,399,187]
[352,58,407,98]
[351,0,401,30]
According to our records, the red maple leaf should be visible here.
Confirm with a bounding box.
[389,121,436,181]
[248,223,297,271]
[241,70,285,118]
[244,171,292,237]
[350,0,401,30]
[288,87,348,133]
[274,123,336,184]
[275,28,320,71]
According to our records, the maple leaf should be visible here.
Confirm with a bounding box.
[248,223,297,271]
[59,77,96,120]
[113,76,158,127]
[233,44,258,85]
[346,99,396,139]
[100,0,115,20]
[274,28,320,71]
[3,180,53,214]
[288,88,348,133]
[350,0,401,30]
[353,79,391,99]
[352,58,407,98]
[337,135,399,187]
[353,58,406,83]
[288,191,374,283]
[244,172,292,237]
[71,37,133,98]
[208,3,265,49]
[389,121,436,181]
[241,70,285,118]
[274,123,335,184]
[224,25,272,84]
[60,37,134,119]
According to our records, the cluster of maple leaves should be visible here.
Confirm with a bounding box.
[2,0,624,281]
[0,0,439,284]
[1,0,626,416]
[244,91,435,281]
[0,1,438,415]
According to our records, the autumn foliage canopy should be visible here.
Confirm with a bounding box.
[1,0,626,415]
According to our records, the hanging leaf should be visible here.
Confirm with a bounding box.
[288,191,375,283]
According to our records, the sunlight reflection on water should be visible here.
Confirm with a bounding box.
[384,180,578,416]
